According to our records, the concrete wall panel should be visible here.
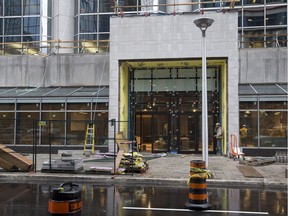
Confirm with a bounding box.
[239,48,287,83]
[0,54,109,87]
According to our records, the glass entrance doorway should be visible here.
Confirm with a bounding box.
[128,63,222,154]
[136,110,214,153]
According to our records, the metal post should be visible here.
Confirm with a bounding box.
[202,32,208,168]
[194,17,214,168]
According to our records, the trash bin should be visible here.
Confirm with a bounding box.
[48,182,82,215]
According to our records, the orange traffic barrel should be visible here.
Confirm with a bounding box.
[48,182,82,215]
[185,160,210,210]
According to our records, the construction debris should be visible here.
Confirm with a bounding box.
[239,156,276,166]
[41,158,84,173]
[120,152,149,173]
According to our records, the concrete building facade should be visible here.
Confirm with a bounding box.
[0,0,287,156]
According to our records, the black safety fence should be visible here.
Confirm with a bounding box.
[0,118,141,174]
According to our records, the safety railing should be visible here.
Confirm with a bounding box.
[239,33,288,49]
[0,39,110,56]
[0,32,286,56]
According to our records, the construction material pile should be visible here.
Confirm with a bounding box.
[119,152,148,173]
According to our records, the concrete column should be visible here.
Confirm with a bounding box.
[52,0,75,53]
[166,0,192,13]
[141,0,159,13]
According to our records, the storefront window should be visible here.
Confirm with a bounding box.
[259,111,287,147]
[240,94,288,148]
[66,112,89,145]
[42,112,65,145]
[93,112,108,145]
[0,112,15,144]
[239,111,258,147]
[16,112,39,145]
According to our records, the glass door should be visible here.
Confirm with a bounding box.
[179,113,200,153]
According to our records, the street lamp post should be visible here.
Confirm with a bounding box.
[194,17,214,168]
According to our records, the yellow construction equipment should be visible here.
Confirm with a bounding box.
[83,122,95,155]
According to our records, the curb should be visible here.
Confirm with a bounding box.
[0,172,287,189]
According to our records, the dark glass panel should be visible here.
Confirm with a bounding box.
[0,113,15,144]
[16,113,39,145]
[80,0,97,13]
[4,0,21,16]
[99,14,109,32]
[239,101,258,109]
[66,114,89,145]
[266,0,287,4]
[243,8,264,27]
[23,0,40,15]
[4,36,21,42]
[67,103,91,110]
[42,103,64,111]
[0,18,2,35]
[80,15,97,33]
[266,6,287,26]
[17,103,40,111]
[0,0,3,16]
[243,0,264,5]
[4,18,21,35]
[0,103,15,110]
[79,33,97,40]
[120,0,138,12]
[99,0,114,13]
[23,17,40,36]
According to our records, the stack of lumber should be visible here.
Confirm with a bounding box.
[0,144,33,172]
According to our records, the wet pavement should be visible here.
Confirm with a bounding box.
[0,151,287,189]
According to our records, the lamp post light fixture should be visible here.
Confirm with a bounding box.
[194,17,214,168]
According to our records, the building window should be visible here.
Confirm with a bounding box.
[239,95,287,148]
[23,0,40,15]
[4,18,21,35]
[4,0,22,16]
[23,17,40,36]
[80,15,97,33]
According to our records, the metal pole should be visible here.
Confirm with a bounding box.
[194,17,214,169]
[202,30,209,168]
[203,33,209,168]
